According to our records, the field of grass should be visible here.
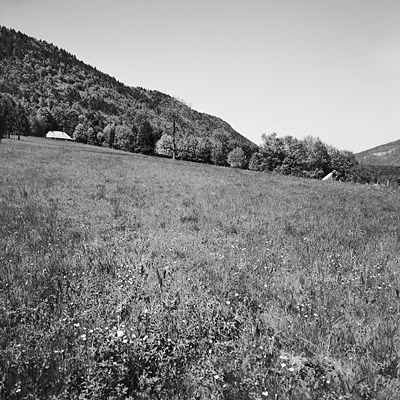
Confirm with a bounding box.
[1,137,400,399]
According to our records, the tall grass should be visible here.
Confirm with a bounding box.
[1,137,400,399]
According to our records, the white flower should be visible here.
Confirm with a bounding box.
[116,330,125,338]
[80,334,87,341]
[262,391,269,397]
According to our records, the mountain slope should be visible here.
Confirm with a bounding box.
[0,26,256,158]
[356,139,400,166]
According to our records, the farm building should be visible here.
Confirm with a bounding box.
[46,131,73,141]
[322,171,334,181]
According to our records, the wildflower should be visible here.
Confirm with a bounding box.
[262,391,269,397]
[288,367,294,372]
[117,330,125,338]
[80,334,87,341]
[281,363,287,368]
[73,323,80,328]
[214,374,220,380]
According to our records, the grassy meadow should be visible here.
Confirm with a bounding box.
[1,137,400,399]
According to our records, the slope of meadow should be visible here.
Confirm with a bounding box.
[1,137,400,399]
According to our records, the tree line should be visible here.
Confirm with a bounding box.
[2,88,392,184]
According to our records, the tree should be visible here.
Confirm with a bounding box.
[227,147,246,168]
[0,95,9,140]
[103,123,116,148]
[135,120,158,154]
[163,109,181,159]
[73,123,87,143]
[13,103,30,138]
[210,130,230,166]
[304,136,331,176]
[30,108,54,137]
[160,97,191,160]
[0,114,5,141]
[86,126,97,146]
[328,147,358,181]
[155,134,174,157]
[280,137,308,176]
[114,125,134,151]
[96,131,105,145]
[248,152,266,171]
[51,105,79,136]
[260,133,286,170]
[195,137,212,163]
[177,136,197,160]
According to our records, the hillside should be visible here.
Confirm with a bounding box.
[0,25,256,159]
[1,137,400,399]
[2,25,397,183]
[356,138,400,166]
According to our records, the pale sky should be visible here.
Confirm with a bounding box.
[1,0,400,152]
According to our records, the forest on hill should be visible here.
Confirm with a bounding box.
[0,26,255,162]
[356,139,400,167]
[0,25,399,184]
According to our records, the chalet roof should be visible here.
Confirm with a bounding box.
[46,130,73,140]
[322,172,334,181]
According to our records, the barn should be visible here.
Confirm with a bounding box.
[46,130,73,141]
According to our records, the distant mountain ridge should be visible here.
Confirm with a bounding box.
[0,25,255,157]
[356,139,400,166]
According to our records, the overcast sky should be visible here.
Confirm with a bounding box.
[1,0,400,152]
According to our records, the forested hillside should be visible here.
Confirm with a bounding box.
[0,26,256,163]
[356,139,400,167]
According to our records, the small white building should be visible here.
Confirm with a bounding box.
[322,171,334,181]
[46,130,73,141]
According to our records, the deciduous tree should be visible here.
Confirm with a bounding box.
[155,134,174,157]
[227,147,246,168]
[73,123,87,143]
[114,125,134,151]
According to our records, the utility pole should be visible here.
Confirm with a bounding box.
[0,113,6,142]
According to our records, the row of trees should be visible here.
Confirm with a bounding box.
[74,119,160,154]
[155,133,248,167]
[248,133,358,181]
[3,93,399,184]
